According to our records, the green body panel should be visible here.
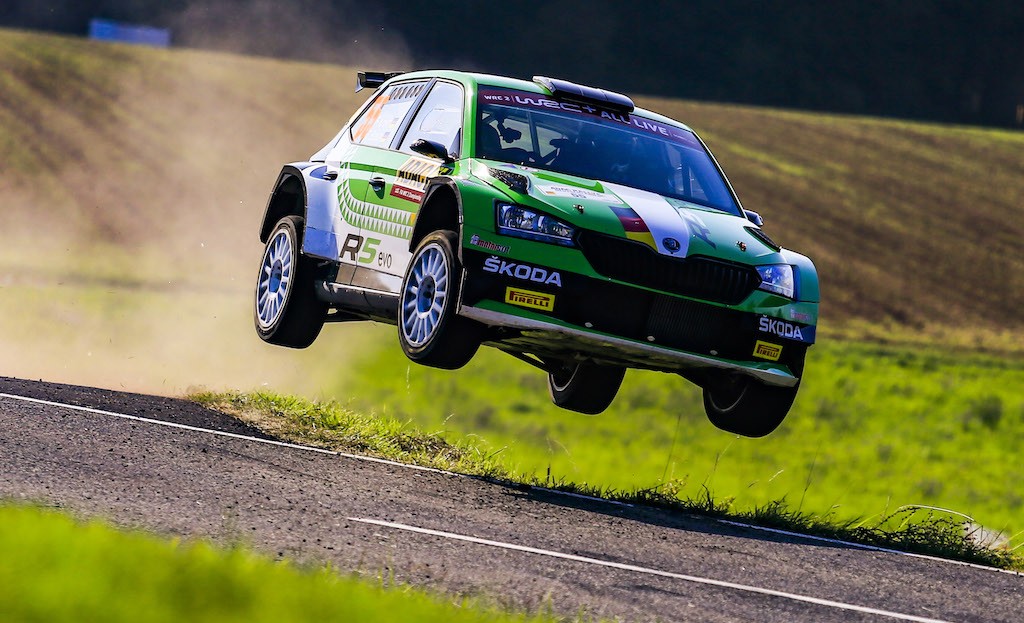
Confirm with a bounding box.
[318,70,820,377]
[456,159,820,313]
[461,223,596,275]
[341,145,416,238]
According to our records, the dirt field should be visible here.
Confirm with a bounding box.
[1,28,1021,394]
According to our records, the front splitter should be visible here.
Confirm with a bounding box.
[459,305,799,387]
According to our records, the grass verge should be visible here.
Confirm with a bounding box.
[0,503,573,623]
[193,390,1023,571]
[305,336,1024,552]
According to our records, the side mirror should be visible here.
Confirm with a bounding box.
[410,138,454,164]
[743,209,763,226]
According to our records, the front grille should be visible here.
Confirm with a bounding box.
[558,283,752,359]
[645,294,749,354]
[577,231,760,305]
[560,288,806,371]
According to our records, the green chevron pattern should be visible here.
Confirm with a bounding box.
[336,164,413,238]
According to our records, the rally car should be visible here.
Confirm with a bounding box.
[254,70,819,437]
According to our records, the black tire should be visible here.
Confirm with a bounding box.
[547,362,626,414]
[253,216,327,348]
[398,230,482,369]
[702,375,799,437]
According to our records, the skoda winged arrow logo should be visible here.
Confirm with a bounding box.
[663,237,681,253]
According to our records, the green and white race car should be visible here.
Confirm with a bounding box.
[254,70,819,437]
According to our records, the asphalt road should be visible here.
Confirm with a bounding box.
[1,377,1020,622]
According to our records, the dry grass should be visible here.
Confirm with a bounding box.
[1,28,1022,397]
[0,28,365,261]
[643,96,1024,331]
[0,28,376,395]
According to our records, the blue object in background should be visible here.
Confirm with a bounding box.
[88,19,170,48]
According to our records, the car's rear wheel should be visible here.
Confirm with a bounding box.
[547,362,626,414]
[254,216,328,348]
[398,230,481,369]
[702,375,799,437]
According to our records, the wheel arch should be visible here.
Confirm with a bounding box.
[259,166,308,243]
[410,178,463,254]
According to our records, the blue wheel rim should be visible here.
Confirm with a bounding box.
[256,229,293,329]
[401,243,449,347]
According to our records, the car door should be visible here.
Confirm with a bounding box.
[352,80,465,293]
[322,79,430,286]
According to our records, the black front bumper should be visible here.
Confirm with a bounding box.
[460,249,810,377]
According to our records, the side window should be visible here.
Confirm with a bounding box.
[399,82,464,156]
[350,81,428,148]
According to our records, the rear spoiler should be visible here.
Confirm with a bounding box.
[533,76,634,114]
[356,71,405,92]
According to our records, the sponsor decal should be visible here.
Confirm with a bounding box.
[758,316,806,341]
[736,241,747,252]
[389,185,423,203]
[478,89,701,148]
[484,256,562,287]
[340,233,391,267]
[396,157,440,193]
[505,287,555,311]
[788,309,813,323]
[357,156,440,206]
[469,234,510,254]
[610,205,657,250]
[537,183,620,203]
[753,340,782,361]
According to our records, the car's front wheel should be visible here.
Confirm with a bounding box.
[547,362,626,414]
[254,216,327,348]
[702,375,799,437]
[398,230,482,369]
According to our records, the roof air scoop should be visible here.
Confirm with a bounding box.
[532,76,634,114]
[356,71,405,92]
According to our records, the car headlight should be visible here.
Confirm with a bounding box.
[496,202,576,246]
[756,264,795,298]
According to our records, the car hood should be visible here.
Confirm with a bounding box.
[478,163,781,263]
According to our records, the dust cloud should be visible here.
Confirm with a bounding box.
[166,0,412,69]
[0,14,412,397]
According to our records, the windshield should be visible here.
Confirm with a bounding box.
[476,88,740,215]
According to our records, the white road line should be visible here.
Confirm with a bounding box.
[1,390,1016,578]
[0,392,627,507]
[0,392,340,455]
[349,517,953,623]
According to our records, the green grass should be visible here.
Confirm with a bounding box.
[193,340,1024,570]
[328,339,1024,549]
[0,504,570,623]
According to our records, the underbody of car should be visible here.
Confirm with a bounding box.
[254,70,820,437]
